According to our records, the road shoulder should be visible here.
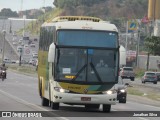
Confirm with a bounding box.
[128,94,160,107]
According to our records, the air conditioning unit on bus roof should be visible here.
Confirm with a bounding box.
[52,16,102,23]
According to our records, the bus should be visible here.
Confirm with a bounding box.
[38,16,119,112]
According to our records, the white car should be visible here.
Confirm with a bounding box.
[29,59,35,65]
[3,58,11,63]
[32,53,38,58]
[12,37,17,41]
[19,39,23,44]
[24,44,29,48]
[17,46,23,52]
[12,42,17,45]
[30,43,36,47]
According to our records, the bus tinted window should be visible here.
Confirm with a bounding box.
[58,30,118,48]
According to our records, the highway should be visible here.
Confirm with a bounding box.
[0,70,159,120]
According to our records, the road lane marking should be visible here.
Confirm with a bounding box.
[0,89,70,120]
[0,89,47,111]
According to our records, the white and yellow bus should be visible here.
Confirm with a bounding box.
[38,16,119,112]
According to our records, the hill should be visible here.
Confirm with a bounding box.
[25,0,148,34]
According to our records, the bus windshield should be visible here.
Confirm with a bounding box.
[55,48,118,84]
[58,30,118,48]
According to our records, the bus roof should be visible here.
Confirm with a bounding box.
[42,16,118,32]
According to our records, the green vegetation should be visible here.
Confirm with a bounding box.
[7,64,37,75]
[24,0,148,35]
[0,8,18,18]
[127,85,160,102]
[127,87,144,96]
[144,36,160,56]
[134,68,145,78]
[18,8,62,35]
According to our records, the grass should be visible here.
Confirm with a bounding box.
[127,85,160,102]
[134,68,145,78]
[7,64,37,75]
[127,87,144,96]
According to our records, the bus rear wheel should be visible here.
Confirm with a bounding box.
[51,102,59,110]
[42,97,49,106]
[103,104,111,113]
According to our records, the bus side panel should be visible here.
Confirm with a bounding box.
[38,50,48,97]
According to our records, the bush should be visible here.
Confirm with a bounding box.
[134,68,145,78]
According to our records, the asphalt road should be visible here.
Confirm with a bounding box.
[0,71,160,120]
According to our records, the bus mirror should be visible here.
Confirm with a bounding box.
[48,43,55,62]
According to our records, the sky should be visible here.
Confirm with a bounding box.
[0,0,54,12]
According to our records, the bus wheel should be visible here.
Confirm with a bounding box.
[51,102,59,110]
[103,104,111,113]
[39,79,42,97]
[42,97,49,106]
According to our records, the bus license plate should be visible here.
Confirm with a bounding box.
[81,97,91,101]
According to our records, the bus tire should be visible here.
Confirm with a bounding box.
[39,79,42,97]
[51,102,59,110]
[49,83,51,107]
[103,104,111,113]
[42,97,49,106]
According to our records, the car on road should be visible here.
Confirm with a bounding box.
[32,53,38,58]
[115,77,127,103]
[29,59,36,65]
[12,42,17,45]
[30,43,35,47]
[19,39,23,44]
[119,67,135,81]
[155,72,160,81]
[17,46,23,52]
[11,60,16,64]
[24,44,29,48]
[34,38,38,41]
[3,58,11,63]
[141,71,157,84]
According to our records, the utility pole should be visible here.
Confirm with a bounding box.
[9,20,12,33]
[136,27,140,68]
[43,0,46,22]
[2,30,6,63]
[125,21,128,51]
[146,0,156,70]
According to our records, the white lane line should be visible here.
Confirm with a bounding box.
[0,89,70,120]
[0,89,47,111]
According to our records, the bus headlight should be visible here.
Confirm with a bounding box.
[54,87,70,93]
[107,90,113,94]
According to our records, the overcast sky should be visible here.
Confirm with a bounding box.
[0,0,54,12]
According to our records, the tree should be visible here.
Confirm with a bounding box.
[144,36,160,55]
[0,8,18,17]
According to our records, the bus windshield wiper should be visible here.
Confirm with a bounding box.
[71,64,87,82]
[90,62,102,82]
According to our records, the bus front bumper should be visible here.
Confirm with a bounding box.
[52,92,117,105]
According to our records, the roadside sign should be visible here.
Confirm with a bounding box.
[128,20,138,31]
[25,48,30,54]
